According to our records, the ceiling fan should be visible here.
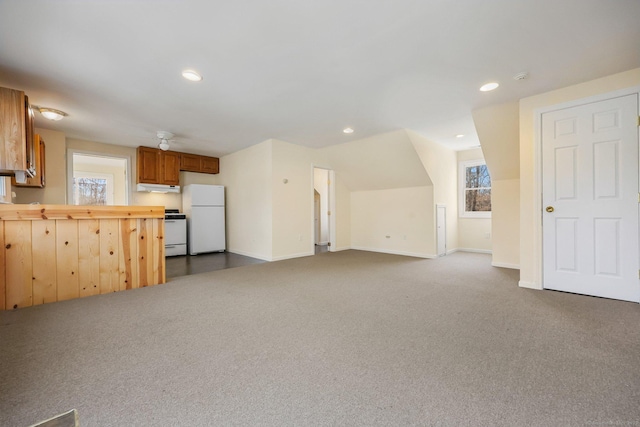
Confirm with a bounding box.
[156,131,175,151]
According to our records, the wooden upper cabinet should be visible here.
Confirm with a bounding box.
[138,146,219,185]
[0,87,28,172]
[137,146,181,185]
[12,135,45,188]
[200,156,219,174]
[180,153,201,172]
[179,152,220,174]
[160,151,180,185]
[137,146,160,183]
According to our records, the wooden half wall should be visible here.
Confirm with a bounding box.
[0,205,165,310]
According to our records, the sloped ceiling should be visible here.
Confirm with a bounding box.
[321,130,432,191]
[472,102,520,180]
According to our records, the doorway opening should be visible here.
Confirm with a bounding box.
[67,151,130,205]
[313,167,333,254]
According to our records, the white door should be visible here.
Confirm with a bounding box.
[542,93,639,302]
[437,205,446,256]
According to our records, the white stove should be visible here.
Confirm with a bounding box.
[165,209,187,256]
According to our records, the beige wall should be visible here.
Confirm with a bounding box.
[12,128,66,204]
[333,173,351,251]
[216,140,273,260]
[351,186,434,257]
[472,102,520,267]
[408,130,458,253]
[271,140,316,260]
[492,178,519,268]
[519,68,640,288]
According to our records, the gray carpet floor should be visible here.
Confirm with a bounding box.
[1,250,639,426]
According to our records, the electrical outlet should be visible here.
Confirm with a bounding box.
[485,232,491,239]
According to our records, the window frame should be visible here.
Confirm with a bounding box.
[459,159,491,218]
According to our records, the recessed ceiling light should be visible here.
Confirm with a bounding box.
[480,82,499,92]
[456,134,464,138]
[343,127,354,134]
[38,107,68,121]
[182,70,203,82]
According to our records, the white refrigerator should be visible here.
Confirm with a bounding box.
[182,184,226,255]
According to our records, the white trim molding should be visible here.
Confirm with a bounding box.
[350,246,437,259]
[456,248,492,254]
[519,281,542,290]
[492,262,520,270]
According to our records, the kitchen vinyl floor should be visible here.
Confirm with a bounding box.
[167,246,329,279]
[166,252,266,279]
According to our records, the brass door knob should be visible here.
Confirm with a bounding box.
[546,206,554,213]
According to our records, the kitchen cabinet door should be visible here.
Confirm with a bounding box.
[160,151,180,185]
[137,146,160,183]
[0,87,27,172]
[180,153,201,172]
[200,156,219,174]
[12,135,45,188]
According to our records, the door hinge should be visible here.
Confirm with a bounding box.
[327,210,331,216]
[328,242,331,247]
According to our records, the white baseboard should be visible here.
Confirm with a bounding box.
[227,249,271,262]
[316,241,328,246]
[331,246,351,252]
[350,246,437,259]
[492,262,520,270]
[518,281,542,290]
[456,248,493,254]
[271,251,315,262]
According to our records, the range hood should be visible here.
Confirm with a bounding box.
[136,183,180,193]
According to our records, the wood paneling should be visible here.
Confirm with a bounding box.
[0,207,165,309]
[99,219,120,294]
[56,220,79,302]
[152,218,165,285]
[0,222,4,310]
[32,220,57,305]
[5,221,32,309]
[0,204,164,221]
[120,218,138,290]
[138,218,152,288]
[78,219,100,298]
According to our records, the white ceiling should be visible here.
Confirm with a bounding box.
[1,1,639,156]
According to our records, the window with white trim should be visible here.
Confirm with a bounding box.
[459,160,491,218]
[72,171,114,205]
